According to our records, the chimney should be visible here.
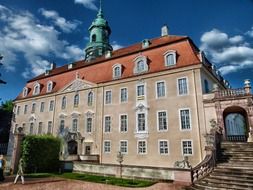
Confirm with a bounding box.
[50,62,56,70]
[161,25,169,36]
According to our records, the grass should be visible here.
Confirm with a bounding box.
[25,172,156,188]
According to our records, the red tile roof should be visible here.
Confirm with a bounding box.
[16,35,201,100]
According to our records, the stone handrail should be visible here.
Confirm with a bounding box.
[215,88,246,98]
[191,128,222,183]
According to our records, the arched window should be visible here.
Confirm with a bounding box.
[47,81,53,93]
[72,119,78,132]
[112,64,122,79]
[61,96,67,110]
[74,94,79,107]
[33,82,40,95]
[133,56,148,74]
[92,34,96,42]
[23,87,28,97]
[87,92,93,106]
[164,50,176,66]
[30,123,34,134]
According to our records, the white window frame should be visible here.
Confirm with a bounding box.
[59,120,65,134]
[49,100,54,111]
[86,117,92,133]
[104,115,111,133]
[164,50,176,67]
[33,82,40,95]
[136,83,146,100]
[17,106,21,115]
[104,140,111,154]
[137,140,147,155]
[47,121,52,134]
[157,110,168,132]
[40,102,45,112]
[177,77,189,96]
[61,96,67,110]
[133,55,148,74]
[120,87,128,103]
[47,81,53,93]
[30,123,34,134]
[119,140,128,154]
[158,140,169,155]
[179,108,192,131]
[23,87,28,97]
[119,114,128,133]
[156,80,166,98]
[181,139,193,156]
[72,118,78,132]
[74,94,79,107]
[112,64,122,79]
[136,112,147,132]
[105,90,112,105]
[38,122,43,134]
[24,105,28,114]
[31,103,36,113]
[87,91,94,106]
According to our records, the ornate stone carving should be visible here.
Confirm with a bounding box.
[59,113,67,119]
[135,103,149,112]
[85,111,95,118]
[71,111,81,118]
[174,156,191,169]
[64,79,91,92]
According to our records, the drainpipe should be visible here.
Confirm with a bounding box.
[192,69,203,160]
[100,85,105,164]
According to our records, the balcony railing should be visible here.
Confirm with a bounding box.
[215,88,247,98]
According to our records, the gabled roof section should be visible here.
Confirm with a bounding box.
[60,78,96,93]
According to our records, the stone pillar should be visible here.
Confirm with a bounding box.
[11,133,24,173]
[244,79,251,95]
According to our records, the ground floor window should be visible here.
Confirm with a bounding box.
[120,141,128,154]
[138,140,147,154]
[182,140,193,155]
[159,140,169,155]
[104,141,111,153]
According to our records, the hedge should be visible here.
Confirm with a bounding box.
[21,135,61,173]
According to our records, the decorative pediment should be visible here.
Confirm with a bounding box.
[71,111,81,118]
[135,103,149,112]
[29,114,36,122]
[59,113,67,119]
[85,110,95,118]
[65,131,84,142]
[60,79,95,93]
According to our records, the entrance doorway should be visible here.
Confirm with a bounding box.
[68,140,78,155]
[223,106,248,142]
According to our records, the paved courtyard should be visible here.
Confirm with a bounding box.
[0,176,185,190]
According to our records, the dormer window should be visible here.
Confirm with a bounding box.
[164,50,176,66]
[47,81,53,93]
[33,82,40,95]
[112,64,122,79]
[133,56,148,74]
[23,87,28,97]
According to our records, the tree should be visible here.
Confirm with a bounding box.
[1,100,14,113]
[0,100,13,144]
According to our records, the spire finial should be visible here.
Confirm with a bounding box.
[97,0,103,18]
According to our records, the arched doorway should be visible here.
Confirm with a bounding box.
[223,106,249,142]
[68,140,78,155]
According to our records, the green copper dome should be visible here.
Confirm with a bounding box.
[84,1,112,61]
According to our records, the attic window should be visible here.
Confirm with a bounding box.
[142,39,151,48]
[164,50,176,66]
[47,81,53,93]
[133,56,148,74]
[112,64,122,79]
[33,82,40,95]
[23,87,28,97]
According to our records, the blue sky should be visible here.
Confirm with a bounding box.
[0,0,253,102]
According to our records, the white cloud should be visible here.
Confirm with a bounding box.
[0,4,83,79]
[200,28,253,75]
[39,8,80,33]
[112,41,123,50]
[74,0,98,10]
[246,26,253,38]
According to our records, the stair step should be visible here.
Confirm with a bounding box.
[217,163,253,169]
[193,183,223,190]
[214,167,253,174]
[208,175,253,183]
[210,173,253,181]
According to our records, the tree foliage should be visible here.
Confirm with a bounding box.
[21,135,61,173]
[0,100,13,113]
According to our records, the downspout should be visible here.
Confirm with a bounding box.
[192,69,203,159]
[99,85,105,163]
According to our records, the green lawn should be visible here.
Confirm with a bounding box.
[25,172,156,188]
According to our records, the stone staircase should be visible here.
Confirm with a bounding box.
[186,142,253,190]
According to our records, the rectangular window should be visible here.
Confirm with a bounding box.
[158,111,167,131]
[178,78,188,95]
[47,121,52,134]
[24,105,28,114]
[120,88,128,103]
[31,103,36,113]
[156,81,165,98]
[137,113,146,132]
[17,106,20,115]
[104,116,111,132]
[49,100,54,111]
[180,109,191,130]
[159,140,169,155]
[137,84,145,97]
[120,114,128,132]
[105,90,112,104]
[138,140,147,154]
[40,102,45,112]
[86,118,92,133]
[30,123,34,134]
[182,140,193,155]
[38,122,43,134]
[120,141,128,154]
[104,141,111,153]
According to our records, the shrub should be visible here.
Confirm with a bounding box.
[21,135,61,173]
